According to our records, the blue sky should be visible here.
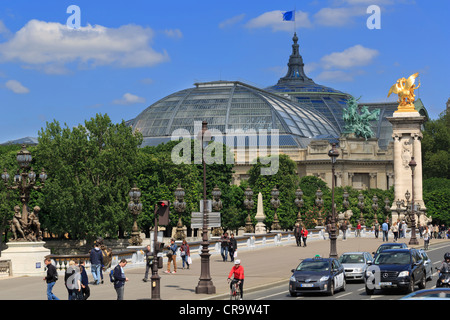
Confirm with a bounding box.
[0,0,449,143]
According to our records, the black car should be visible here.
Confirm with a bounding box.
[372,242,408,259]
[289,256,345,296]
[365,248,426,295]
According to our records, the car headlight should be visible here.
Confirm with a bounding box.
[320,276,330,282]
[353,268,362,273]
[290,275,296,282]
[398,271,409,277]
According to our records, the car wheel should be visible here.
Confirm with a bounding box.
[341,279,346,292]
[406,277,415,293]
[418,273,426,289]
[365,285,374,295]
[328,281,335,296]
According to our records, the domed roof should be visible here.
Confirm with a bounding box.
[131,80,339,148]
[265,33,352,132]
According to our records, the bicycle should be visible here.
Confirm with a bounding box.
[228,278,241,300]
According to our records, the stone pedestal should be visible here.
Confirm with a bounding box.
[1,242,51,276]
[254,192,266,234]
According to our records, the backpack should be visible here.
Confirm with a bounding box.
[109,269,115,283]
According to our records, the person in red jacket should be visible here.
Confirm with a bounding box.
[228,259,244,299]
[301,226,308,247]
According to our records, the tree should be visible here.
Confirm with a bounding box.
[34,114,143,241]
[422,111,450,179]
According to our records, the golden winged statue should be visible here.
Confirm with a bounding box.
[388,72,420,112]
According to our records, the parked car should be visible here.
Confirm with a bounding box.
[338,252,373,282]
[372,242,408,259]
[418,249,433,281]
[365,248,426,295]
[289,256,345,296]
[400,288,450,300]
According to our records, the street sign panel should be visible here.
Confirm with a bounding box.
[191,211,221,229]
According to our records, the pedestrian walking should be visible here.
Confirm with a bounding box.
[113,259,129,300]
[398,221,403,238]
[72,264,83,300]
[164,239,178,274]
[382,219,389,242]
[229,233,237,262]
[142,245,153,282]
[391,221,399,242]
[43,258,59,300]
[180,240,190,269]
[294,223,302,246]
[356,222,362,237]
[79,260,90,300]
[419,225,424,239]
[64,260,76,300]
[340,220,348,240]
[220,232,230,262]
[373,220,380,239]
[301,226,308,247]
[89,242,103,285]
[423,226,430,250]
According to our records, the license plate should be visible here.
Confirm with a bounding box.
[379,282,392,286]
[301,284,314,287]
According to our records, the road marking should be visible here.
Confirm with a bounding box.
[336,292,353,299]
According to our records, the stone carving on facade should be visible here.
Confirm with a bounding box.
[401,138,412,169]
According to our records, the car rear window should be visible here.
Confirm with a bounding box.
[339,254,364,264]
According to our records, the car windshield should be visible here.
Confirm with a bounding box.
[339,254,365,264]
[296,261,329,272]
[374,252,411,265]
[377,245,404,253]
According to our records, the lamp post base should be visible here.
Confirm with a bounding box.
[195,280,216,294]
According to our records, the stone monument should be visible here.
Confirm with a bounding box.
[254,192,266,234]
[387,73,431,226]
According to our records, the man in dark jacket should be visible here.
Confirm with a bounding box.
[113,259,129,300]
[79,260,90,300]
[228,233,238,262]
[90,243,103,285]
[294,223,302,246]
[43,258,59,300]
[220,232,230,262]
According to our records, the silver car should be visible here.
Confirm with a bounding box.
[339,252,373,282]
[418,249,433,281]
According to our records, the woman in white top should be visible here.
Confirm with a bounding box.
[423,226,430,250]
[391,221,399,242]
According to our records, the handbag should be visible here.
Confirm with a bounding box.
[233,251,237,258]
[187,256,192,265]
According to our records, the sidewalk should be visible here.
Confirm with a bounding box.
[0,236,447,300]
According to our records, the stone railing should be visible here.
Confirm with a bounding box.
[0,259,12,277]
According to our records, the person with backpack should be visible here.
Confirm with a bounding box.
[43,258,59,300]
[112,259,129,300]
[164,239,178,274]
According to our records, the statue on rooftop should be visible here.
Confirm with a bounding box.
[343,96,380,140]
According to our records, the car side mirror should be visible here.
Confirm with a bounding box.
[372,252,375,255]
[291,269,295,273]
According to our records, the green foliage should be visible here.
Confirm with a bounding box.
[424,189,450,225]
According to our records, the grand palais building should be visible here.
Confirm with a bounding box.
[128,33,429,191]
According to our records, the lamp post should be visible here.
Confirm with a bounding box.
[270,186,281,231]
[195,121,216,294]
[408,157,419,245]
[315,188,324,226]
[294,188,304,225]
[211,185,223,236]
[357,193,365,226]
[327,143,339,259]
[2,144,47,241]
[243,187,254,233]
[174,184,186,240]
[128,185,143,246]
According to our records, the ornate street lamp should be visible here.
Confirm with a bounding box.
[2,144,47,241]
[270,186,281,231]
[174,184,187,240]
[294,188,304,225]
[315,188,324,226]
[195,121,216,294]
[243,187,254,233]
[408,157,419,245]
[327,142,339,258]
[357,193,365,226]
[372,195,379,221]
[211,185,223,236]
[128,185,143,246]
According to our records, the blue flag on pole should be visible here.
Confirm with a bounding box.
[283,10,295,21]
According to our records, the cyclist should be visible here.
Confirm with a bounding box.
[227,259,244,300]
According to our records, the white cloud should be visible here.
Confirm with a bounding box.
[320,45,379,69]
[313,6,366,26]
[0,19,170,73]
[5,79,29,94]
[219,14,246,29]
[113,93,146,105]
[245,10,312,32]
[163,29,183,39]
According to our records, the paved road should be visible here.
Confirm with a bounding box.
[0,236,448,300]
